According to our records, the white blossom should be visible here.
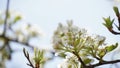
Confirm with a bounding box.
[57,55,80,68]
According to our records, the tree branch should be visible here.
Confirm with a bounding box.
[91,60,120,67]
[117,16,120,30]
[10,38,34,49]
[72,51,87,68]
[0,34,33,51]
[109,29,120,35]
[3,0,10,35]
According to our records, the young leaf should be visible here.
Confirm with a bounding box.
[13,15,21,23]
[83,58,93,64]
[103,17,114,29]
[106,43,118,52]
[98,49,106,58]
[74,38,80,46]
[113,6,119,17]
[57,52,66,58]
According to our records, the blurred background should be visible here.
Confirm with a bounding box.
[0,0,120,68]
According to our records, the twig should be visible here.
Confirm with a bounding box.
[72,51,120,68]
[10,38,34,49]
[90,60,120,67]
[3,0,10,35]
[109,29,120,35]
[23,48,35,68]
[0,35,33,51]
[72,51,87,68]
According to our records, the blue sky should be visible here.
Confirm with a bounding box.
[0,0,120,68]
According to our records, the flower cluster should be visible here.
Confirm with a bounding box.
[52,21,118,68]
[53,21,87,52]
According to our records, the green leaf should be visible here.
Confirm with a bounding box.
[57,52,66,58]
[33,48,45,64]
[103,17,114,29]
[13,15,21,23]
[74,38,80,46]
[106,43,118,52]
[60,33,65,37]
[83,58,93,64]
[98,49,106,58]
[113,6,119,16]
